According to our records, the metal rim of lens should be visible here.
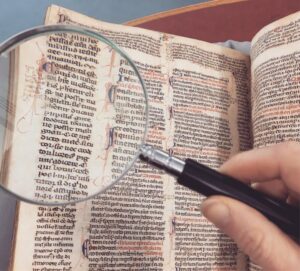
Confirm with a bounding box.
[0,25,149,206]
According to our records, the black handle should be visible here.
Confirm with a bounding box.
[178,159,300,241]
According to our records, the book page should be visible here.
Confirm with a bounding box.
[10,5,251,271]
[250,10,300,271]
[251,11,300,148]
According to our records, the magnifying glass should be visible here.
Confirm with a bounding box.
[0,25,298,240]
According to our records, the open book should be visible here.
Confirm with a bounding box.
[8,5,300,271]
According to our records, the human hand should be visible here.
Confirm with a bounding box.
[201,142,300,271]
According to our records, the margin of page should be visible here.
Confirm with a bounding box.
[8,202,20,271]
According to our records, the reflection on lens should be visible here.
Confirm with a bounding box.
[0,26,147,204]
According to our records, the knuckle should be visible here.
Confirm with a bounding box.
[275,141,300,182]
[238,228,272,264]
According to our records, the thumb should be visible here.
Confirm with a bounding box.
[201,196,300,271]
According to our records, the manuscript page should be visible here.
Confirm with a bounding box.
[10,5,251,271]
[250,10,300,271]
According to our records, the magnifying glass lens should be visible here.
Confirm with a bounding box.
[0,27,147,204]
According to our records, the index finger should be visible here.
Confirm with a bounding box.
[220,142,300,195]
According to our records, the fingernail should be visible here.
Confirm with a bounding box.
[201,198,231,228]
